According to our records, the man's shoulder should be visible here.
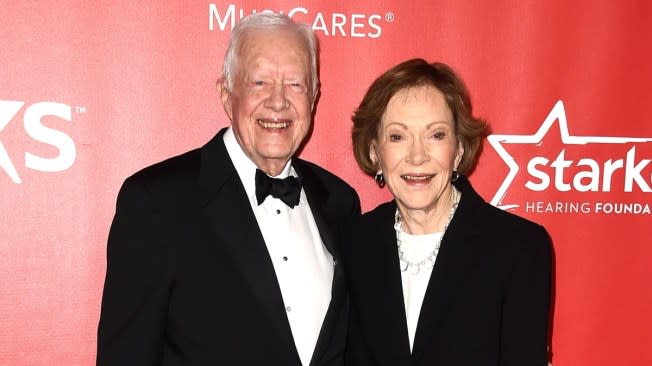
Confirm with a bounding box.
[122,148,203,195]
[125,128,229,187]
[294,158,361,218]
[294,158,356,195]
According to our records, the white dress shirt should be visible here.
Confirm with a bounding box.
[398,229,442,352]
[224,128,333,366]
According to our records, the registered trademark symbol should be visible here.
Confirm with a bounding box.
[385,12,395,22]
[75,106,86,114]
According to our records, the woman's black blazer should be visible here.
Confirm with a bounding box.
[343,175,552,366]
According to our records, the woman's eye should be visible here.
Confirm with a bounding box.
[389,134,403,142]
[433,131,446,140]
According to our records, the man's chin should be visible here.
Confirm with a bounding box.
[251,151,295,172]
[254,140,300,158]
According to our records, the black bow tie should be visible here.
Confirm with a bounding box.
[255,169,303,208]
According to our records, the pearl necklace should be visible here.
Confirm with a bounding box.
[394,188,460,275]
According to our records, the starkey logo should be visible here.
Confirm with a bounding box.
[0,100,82,184]
[208,3,396,39]
[488,100,652,215]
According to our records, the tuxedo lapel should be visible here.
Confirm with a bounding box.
[198,129,297,357]
[294,160,337,258]
[293,160,345,366]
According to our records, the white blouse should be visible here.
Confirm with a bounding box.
[397,229,443,352]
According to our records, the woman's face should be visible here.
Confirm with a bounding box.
[370,85,463,214]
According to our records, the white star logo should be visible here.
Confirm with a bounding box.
[487,100,652,210]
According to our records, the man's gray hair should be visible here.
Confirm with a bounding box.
[221,12,319,98]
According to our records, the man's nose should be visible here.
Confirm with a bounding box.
[265,83,289,111]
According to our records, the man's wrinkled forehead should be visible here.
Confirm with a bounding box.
[238,27,309,61]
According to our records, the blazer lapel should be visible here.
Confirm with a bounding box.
[376,206,413,366]
[410,177,484,362]
[355,203,412,366]
[198,129,297,356]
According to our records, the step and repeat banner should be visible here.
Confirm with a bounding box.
[1,1,651,365]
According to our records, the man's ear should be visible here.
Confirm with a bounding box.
[218,78,233,121]
[310,85,320,111]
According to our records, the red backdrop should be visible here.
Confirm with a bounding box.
[2,1,651,365]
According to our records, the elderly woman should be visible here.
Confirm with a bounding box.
[344,59,552,366]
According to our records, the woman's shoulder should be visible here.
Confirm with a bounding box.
[468,201,552,261]
[358,201,396,228]
[455,179,551,255]
[342,201,397,271]
[363,200,395,217]
[344,201,395,244]
[481,201,548,237]
[456,176,548,239]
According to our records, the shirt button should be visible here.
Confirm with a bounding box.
[283,256,288,261]
[286,306,292,312]
[276,209,281,214]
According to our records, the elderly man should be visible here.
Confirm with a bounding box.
[97,12,360,366]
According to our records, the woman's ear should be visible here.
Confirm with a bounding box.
[369,141,379,166]
[454,138,464,170]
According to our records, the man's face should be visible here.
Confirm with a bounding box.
[221,28,314,175]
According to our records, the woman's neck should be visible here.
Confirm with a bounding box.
[398,187,459,235]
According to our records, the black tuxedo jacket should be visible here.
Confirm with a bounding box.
[343,176,551,366]
[97,128,361,366]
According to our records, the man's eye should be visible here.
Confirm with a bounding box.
[433,132,446,140]
[288,82,307,92]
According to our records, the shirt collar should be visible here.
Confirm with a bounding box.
[223,127,295,200]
